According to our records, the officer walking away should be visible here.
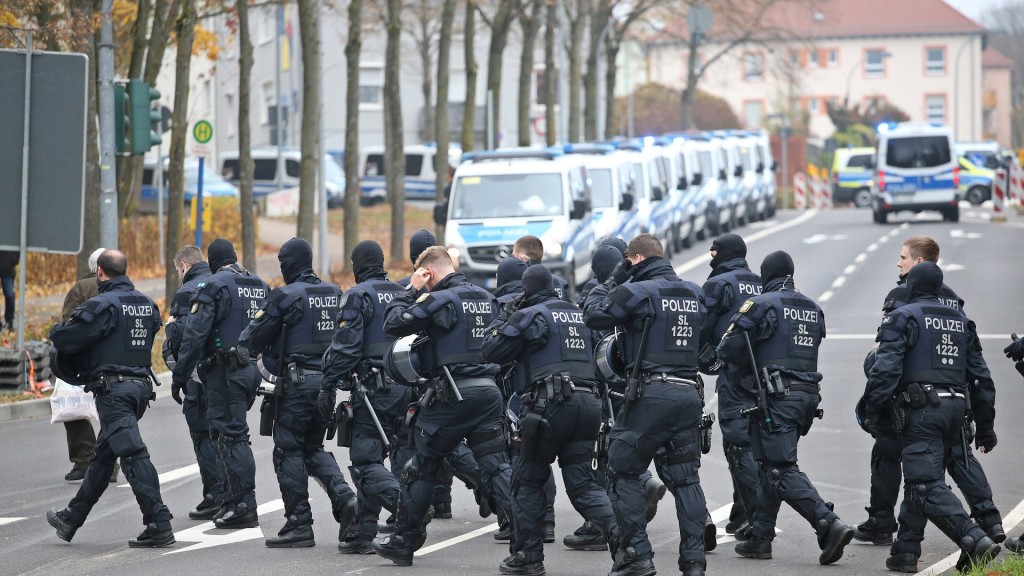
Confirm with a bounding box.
[584,233,709,576]
[46,250,173,547]
[854,236,1003,548]
[861,261,1001,573]
[373,246,514,566]
[699,234,761,538]
[322,240,413,554]
[513,235,572,301]
[238,238,358,547]
[172,239,268,529]
[716,251,853,565]
[163,246,224,520]
[483,265,620,575]
[1003,335,1024,554]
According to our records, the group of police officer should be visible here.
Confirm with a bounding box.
[43,226,1021,576]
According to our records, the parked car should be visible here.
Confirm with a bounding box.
[138,158,238,214]
[360,143,461,205]
[831,147,875,207]
[220,147,346,208]
[957,155,994,205]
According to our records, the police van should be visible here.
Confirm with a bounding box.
[360,143,462,205]
[562,144,637,244]
[433,148,596,293]
[871,122,960,223]
[220,148,346,208]
[612,141,676,257]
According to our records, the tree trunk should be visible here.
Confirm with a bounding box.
[604,40,620,138]
[460,0,477,152]
[544,0,557,146]
[419,10,434,141]
[435,0,457,239]
[116,0,150,219]
[297,0,319,243]
[485,0,516,148]
[566,0,587,143]
[144,0,181,85]
[343,0,363,272]
[165,0,195,302]
[516,1,542,147]
[584,0,609,141]
[80,15,102,278]
[385,0,406,264]
[238,0,256,272]
[681,32,699,131]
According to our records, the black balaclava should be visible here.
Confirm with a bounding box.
[352,240,387,284]
[208,238,238,272]
[522,264,553,296]
[279,237,314,284]
[496,257,528,289]
[906,261,943,297]
[600,237,628,256]
[592,244,624,283]
[409,229,436,265]
[760,250,795,284]
[710,233,746,269]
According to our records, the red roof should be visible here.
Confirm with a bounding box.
[982,47,1013,69]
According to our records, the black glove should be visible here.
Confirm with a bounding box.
[608,258,633,286]
[975,428,997,453]
[1004,337,1024,362]
[317,388,337,420]
[171,374,187,405]
[504,293,525,314]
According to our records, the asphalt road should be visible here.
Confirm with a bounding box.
[2,206,1023,576]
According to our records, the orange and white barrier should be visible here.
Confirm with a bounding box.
[993,168,1007,222]
[794,173,808,210]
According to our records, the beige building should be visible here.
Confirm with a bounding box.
[982,47,1013,147]
[643,0,990,142]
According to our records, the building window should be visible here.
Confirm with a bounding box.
[926,94,946,122]
[743,52,764,81]
[260,80,273,125]
[789,49,800,69]
[359,65,384,108]
[225,93,236,137]
[744,100,764,128]
[809,98,820,115]
[258,7,275,45]
[865,49,887,78]
[808,50,819,69]
[925,47,946,75]
[827,49,838,68]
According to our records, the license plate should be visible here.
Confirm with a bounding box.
[888,183,917,194]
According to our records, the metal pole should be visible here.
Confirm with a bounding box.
[275,4,284,191]
[16,30,32,364]
[971,37,976,140]
[156,136,164,264]
[781,118,789,210]
[99,0,118,249]
[317,0,329,277]
[195,156,205,248]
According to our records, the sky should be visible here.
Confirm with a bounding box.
[944,0,1018,23]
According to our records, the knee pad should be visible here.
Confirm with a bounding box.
[404,454,441,485]
[468,426,507,460]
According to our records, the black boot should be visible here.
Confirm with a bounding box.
[46,508,80,542]
[214,503,259,529]
[265,516,314,548]
[852,515,896,545]
[955,535,1001,572]
[735,535,772,559]
[704,513,717,552]
[1006,535,1023,554]
[338,534,374,554]
[817,518,854,565]
[433,502,453,519]
[681,560,705,576]
[543,522,555,544]
[378,513,395,534]
[563,521,607,551]
[188,494,220,520]
[643,477,666,522]
[128,523,176,548]
[334,496,359,544]
[984,523,1007,544]
[494,515,514,541]
[608,557,656,576]
[885,552,919,572]
[499,551,546,575]
[372,533,415,566]
[725,519,746,535]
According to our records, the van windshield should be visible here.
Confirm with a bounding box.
[588,168,614,208]
[453,173,563,219]
[886,136,951,169]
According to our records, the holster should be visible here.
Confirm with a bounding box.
[902,382,939,409]
[259,395,276,437]
[335,400,355,447]
[889,400,908,435]
[700,412,716,454]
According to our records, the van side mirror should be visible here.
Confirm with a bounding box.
[756,162,765,174]
[734,165,743,177]
[570,199,588,220]
[691,173,703,186]
[677,176,689,191]
[433,201,448,225]
[651,185,664,202]
[619,192,634,211]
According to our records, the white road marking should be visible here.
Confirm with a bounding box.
[843,264,856,275]
[831,276,846,288]
[818,290,834,303]
[854,253,867,263]
[917,497,1024,575]
[878,235,890,244]
[164,498,282,555]
[416,523,498,556]
[675,210,819,276]
[0,517,27,526]
[943,263,965,272]
[950,229,983,239]
[119,463,199,489]
[866,243,879,252]
[899,222,911,230]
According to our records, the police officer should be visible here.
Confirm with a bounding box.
[576,239,627,307]
[584,233,709,576]
[237,237,358,547]
[322,240,418,553]
[172,239,268,529]
[1004,336,1024,554]
[495,256,528,302]
[372,246,513,566]
[46,250,173,547]
[862,261,1001,573]
[716,251,853,565]
[513,235,572,301]
[399,229,437,288]
[483,265,620,575]
[854,236,1004,547]
[699,233,761,537]
[163,245,224,520]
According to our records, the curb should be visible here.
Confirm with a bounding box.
[0,370,173,424]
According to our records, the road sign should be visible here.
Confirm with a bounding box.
[193,120,212,144]
[0,49,87,254]
[687,5,714,34]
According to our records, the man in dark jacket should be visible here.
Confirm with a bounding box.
[0,249,17,332]
[576,240,626,307]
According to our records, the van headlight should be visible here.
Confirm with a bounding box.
[545,241,563,258]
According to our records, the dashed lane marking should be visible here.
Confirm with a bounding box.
[0,517,27,526]
[164,498,282,555]
[119,463,199,489]
[416,523,499,556]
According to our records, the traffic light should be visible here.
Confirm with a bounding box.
[128,79,162,156]
[113,83,129,154]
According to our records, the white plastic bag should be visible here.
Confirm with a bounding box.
[49,379,99,424]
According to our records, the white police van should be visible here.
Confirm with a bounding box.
[360,143,462,205]
[871,122,959,223]
[220,148,346,208]
[434,148,596,293]
[613,141,676,257]
[561,144,636,244]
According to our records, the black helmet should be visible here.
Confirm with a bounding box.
[50,349,87,385]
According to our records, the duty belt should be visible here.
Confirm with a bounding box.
[645,373,700,390]
[452,377,497,390]
[934,387,966,400]
[286,362,322,384]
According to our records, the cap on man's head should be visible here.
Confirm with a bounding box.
[760,250,795,283]
[278,237,313,282]
[496,257,528,288]
[599,237,627,257]
[352,240,385,280]
[710,234,746,260]
[906,260,943,297]
[522,264,553,296]
[409,229,436,264]
[208,238,238,271]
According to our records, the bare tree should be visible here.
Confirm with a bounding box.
[564,0,588,142]
[544,0,557,145]
[435,0,458,238]
[297,0,319,242]
[82,2,103,277]
[478,0,519,147]
[984,4,1024,146]
[385,0,406,263]
[166,0,196,302]
[603,0,660,138]
[237,0,257,272]
[343,0,363,271]
[460,0,478,151]
[516,0,543,146]
[405,0,443,141]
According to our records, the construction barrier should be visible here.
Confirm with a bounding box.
[1010,163,1024,206]
[816,176,832,208]
[993,167,1007,222]
[794,172,808,210]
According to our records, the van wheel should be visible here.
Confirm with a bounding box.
[671,224,683,252]
[853,188,873,208]
[682,217,695,249]
[965,186,987,206]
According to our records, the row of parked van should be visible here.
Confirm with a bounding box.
[433,131,778,293]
